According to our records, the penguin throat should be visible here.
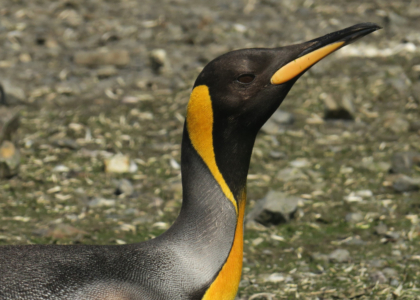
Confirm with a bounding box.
[186,85,238,213]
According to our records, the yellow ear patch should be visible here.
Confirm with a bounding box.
[271,41,344,85]
[186,85,238,213]
[202,190,246,300]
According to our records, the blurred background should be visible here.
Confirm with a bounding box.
[1,0,419,299]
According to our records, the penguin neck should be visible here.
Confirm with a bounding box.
[181,85,256,215]
[180,125,254,211]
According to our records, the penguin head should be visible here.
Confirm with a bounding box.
[192,23,380,133]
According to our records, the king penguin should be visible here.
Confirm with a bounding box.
[0,23,380,300]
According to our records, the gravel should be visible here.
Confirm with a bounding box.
[0,0,419,299]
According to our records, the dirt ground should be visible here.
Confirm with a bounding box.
[1,0,420,299]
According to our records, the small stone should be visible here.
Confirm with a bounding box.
[252,237,264,246]
[245,220,267,231]
[385,116,410,134]
[385,231,400,241]
[33,223,86,239]
[0,141,20,178]
[345,212,363,223]
[271,110,294,125]
[261,119,284,135]
[311,252,329,262]
[276,167,308,182]
[124,208,139,215]
[263,273,285,283]
[246,190,300,226]
[321,93,354,120]
[390,279,399,287]
[88,198,116,207]
[390,152,420,174]
[341,236,367,246]
[104,154,136,174]
[52,164,70,173]
[74,50,130,67]
[392,175,420,192]
[382,268,398,279]
[355,190,373,197]
[115,179,134,197]
[370,271,387,284]
[374,223,388,236]
[149,49,172,74]
[0,106,20,144]
[328,249,351,263]
[261,110,294,134]
[369,259,387,268]
[1,81,25,102]
[52,139,79,150]
[239,279,250,288]
[269,151,286,159]
[96,66,118,78]
[132,215,153,225]
[289,158,310,168]
[409,121,420,132]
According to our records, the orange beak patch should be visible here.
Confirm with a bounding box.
[271,41,345,85]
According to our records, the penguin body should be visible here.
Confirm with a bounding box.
[0,23,380,300]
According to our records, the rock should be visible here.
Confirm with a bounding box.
[245,220,267,231]
[370,271,387,284]
[369,259,387,268]
[341,236,367,246]
[410,121,420,132]
[374,223,388,236]
[149,49,172,74]
[33,223,87,239]
[74,50,130,67]
[115,179,134,197]
[276,167,308,182]
[239,279,250,288]
[271,110,294,125]
[246,190,300,226]
[269,150,286,159]
[345,212,363,223]
[0,84,6,105]
[261,110,294,134]
[321,93,354,120]
[392,175,420,192]
[96,66,118,78]
[382,268,398,279]
[289,158,310,168]
[104,154,137,174]
[390,152,420,174]
[385,231,400,241]
[263,273,286,283]
[1,81,25,104]
[390,279,399,287]
[0,106,20,144]
[52,164,70,173]
[384,116,410,134]
[52,139,79,150]
[261,119,284,135]
[88,198,116,207]
[311,252,329,262]
[411,80,420,102]
[328,249,351,263]
[0,141,20,178]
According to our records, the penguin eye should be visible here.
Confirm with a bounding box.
[236,74,255,84]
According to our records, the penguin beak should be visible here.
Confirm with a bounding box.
[271,22,381,85]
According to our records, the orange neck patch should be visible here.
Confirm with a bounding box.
[186,85,238,213]
[202,191,246,300]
